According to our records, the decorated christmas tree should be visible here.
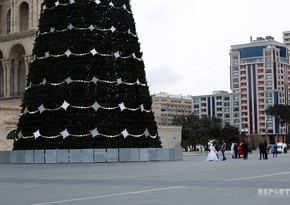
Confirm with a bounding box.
[14,0,161,150]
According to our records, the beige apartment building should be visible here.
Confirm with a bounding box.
[151,92,192,126]
[0,0,42,150]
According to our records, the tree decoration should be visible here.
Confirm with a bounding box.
[14,0,161,150]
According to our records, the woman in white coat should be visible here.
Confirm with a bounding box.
[230,143,235,158]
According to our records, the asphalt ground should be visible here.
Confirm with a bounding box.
[0,153,290,205]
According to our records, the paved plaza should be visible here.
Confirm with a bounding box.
[0,153,290,205]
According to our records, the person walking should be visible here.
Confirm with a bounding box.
[258,142,265,160]
[242,141,249,160]
[263,141,268,159]
[221,140,227,161]
[230,143,235,159]
[234,143,238,159]
[205,140,220,161]
[272,144,278,157]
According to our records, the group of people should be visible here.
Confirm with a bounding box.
[205,140,282,161]
[230,141,249,160]
[205,139,289,162]
[205,139,233,161]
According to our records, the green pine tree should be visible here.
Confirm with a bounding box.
[14,0,161,150]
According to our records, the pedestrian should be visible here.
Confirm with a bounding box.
[205,140,220,161]
[263,141,268,159]
[230,143,235,158]
[242,141,249,160]
[234,143,238,159]
[221,140,226,161]
[272,144,278,157]
[258,142,265,160]
[238,141,244,158]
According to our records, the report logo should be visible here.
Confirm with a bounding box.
[258,189,290,197]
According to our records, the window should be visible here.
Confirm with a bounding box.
[224,114,230,118]
[7,9,11,34]
[258,93,264,97]
[234,119,240,123]
[6,130,16,140]
[233,95,239,100]
[224,108,230,112]
[19,2,29,32]
[224,102,230,106]
[234,113,240,117]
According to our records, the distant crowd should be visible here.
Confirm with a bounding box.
[204,139,288,161]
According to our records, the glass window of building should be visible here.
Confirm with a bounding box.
[234,119,240,123]
[224,114,230,118]
[224,108,230,112]
[193,98,199,103]
[224,102,230,106]
[234,113,240,117]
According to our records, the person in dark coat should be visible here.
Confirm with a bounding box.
[234,143,238,159]
[263,141,268,159]
[242,141,249,160]
[259,142,265,160]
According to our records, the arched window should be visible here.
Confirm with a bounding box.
[7,130,16,140]
[7,9,11,34]
[19,2,29,32]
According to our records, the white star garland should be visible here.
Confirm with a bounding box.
[60,129,70,138]
[34,49,142,62]
[18,128,157,139]
[33,130,41,139]
[36,23,136,38]
[26,77,146,90]
[21,101,151,116]
[121,129,129,138]
[42,0,131,14]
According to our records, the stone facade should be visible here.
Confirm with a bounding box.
[0,0,43,150]
[158,126,182,148]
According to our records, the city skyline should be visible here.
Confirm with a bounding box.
[131,0,290,96]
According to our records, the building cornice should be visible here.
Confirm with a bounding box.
[0,30,37,43]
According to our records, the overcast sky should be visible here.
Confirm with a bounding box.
[130,0,290,96]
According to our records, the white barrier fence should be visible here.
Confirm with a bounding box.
[0,148,183,164]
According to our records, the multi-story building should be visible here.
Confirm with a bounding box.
[283,31,290,47]
[192,90,240,128]
[230,36,290,144]
[151,92,192,126]
[0,0,42,150]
